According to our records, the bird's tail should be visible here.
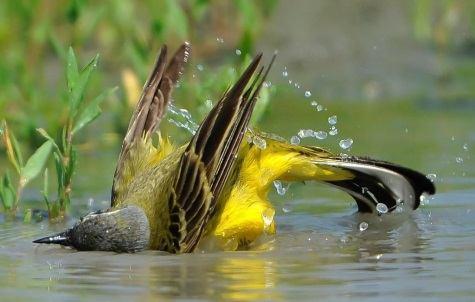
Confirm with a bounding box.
[247,137,436,213]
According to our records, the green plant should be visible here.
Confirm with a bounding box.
[37,47,115,221]
[0,121,52,216]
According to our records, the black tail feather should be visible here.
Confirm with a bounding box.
[323,156,435,213]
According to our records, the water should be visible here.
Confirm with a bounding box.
[1,189,474,302]
[339,138,353,150]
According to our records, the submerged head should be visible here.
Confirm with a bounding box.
[33,205,150,253]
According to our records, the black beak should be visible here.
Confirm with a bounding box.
[33,230,71,246]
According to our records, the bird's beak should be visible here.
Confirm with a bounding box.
[33,230,71,246]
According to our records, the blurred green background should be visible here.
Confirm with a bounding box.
[0,0,474,218]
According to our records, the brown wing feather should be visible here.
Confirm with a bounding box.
[112,43,191,204]
[168,53,276,253]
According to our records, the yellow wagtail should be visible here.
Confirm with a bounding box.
[34,43,435,253]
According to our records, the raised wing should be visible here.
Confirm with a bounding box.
[167,53,276,253]
[112,43,191,205]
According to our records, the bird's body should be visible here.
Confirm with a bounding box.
[34,43,435,253]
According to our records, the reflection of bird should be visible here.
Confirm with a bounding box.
[34,43,435,253]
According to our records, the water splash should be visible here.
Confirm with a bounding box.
[328,115,337,125]
[304,91,312,98]
[359,222,369,231]
[315,131,327,140]
[376,203,388,215]
[298,129,315,138]
[253,136,267,149]
[273,180,288,196]
[282,67,288,77]
[339,138,353,149]
[290,135,300,145]
[167,103,199,134]
[329,126,338,136]
[426,173,437,182]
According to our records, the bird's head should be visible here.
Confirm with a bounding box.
[33,205,150,253]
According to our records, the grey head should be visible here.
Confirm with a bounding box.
[33,205,150,253]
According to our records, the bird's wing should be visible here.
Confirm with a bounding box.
[111,43,190,205]
[167,53,276,253]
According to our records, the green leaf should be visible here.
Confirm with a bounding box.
[72,87,116,134]
[1,121,21,174]
[36,128,60,152]
[10,129,24,168]
[0,173,16,210]
[69,54,100,117]
[67,47,79,91]
[66,146,77,182]
[19,141,53,187]
[53,152,64,193]
[42,168,50,211]
[42,168,49,200]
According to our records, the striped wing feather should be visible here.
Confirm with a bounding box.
[168,54,276,253]
[111,43,190,205]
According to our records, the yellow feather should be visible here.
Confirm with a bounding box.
[204,135,353,251]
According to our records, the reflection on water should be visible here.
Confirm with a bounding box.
[1,189,474,301]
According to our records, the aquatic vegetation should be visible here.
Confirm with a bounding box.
[0,121,52,217]
[36,48,114,221]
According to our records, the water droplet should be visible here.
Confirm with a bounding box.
[262,208,275,230]
[235,49,241,56]
[205,99,213,108]
[339,138,353,149]
[273,180,287,196]
[263,81,271,88]
[298,129,315,138]
[196,64,204,71]
[359,222,368,231]
[426,173,437,182]
[304,91,311,98]
[463,143,468,151]
[282,204,293,213]
[253,136,267,149]
[290,135,300,145]
[216,37,224,43]
[282,67,288,77]
[315,131,327,140]
[328,115,337,125]
[316,104,324,112]
[340,235,350,243]
[329,126,338,136]
[451,136,455,141]
[420,193,429,206]
[456,157,464,164]
[376,203,388,214]
[310,101,318,107]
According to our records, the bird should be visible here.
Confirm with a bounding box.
[33,43,435,253]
